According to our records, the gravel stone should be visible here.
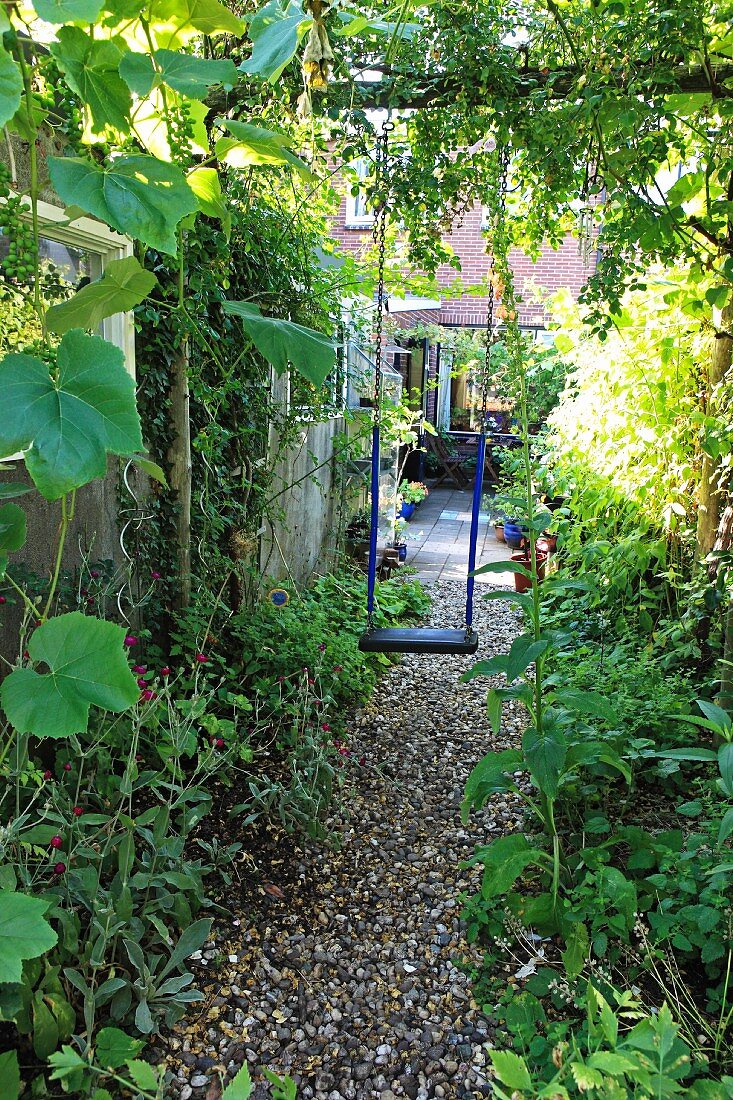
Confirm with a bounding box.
[164,582,521,1099]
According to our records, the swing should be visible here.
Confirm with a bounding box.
[358,130,505,657]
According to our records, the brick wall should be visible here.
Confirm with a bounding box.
[331,190,596,330]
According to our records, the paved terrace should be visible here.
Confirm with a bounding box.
[403,486,513,583]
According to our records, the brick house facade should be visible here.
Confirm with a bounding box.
[331,181,596,434]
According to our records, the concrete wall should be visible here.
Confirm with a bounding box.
[260,410,345,586]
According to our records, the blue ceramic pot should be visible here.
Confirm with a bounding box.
[399,501,415,520]
[504,520,526,549]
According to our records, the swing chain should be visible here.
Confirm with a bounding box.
[480,146,509,431]
[371,121,395,419]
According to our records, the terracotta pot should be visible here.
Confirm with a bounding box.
[494,523,505,543]
[511,550,548,590]
[537,534,557,554]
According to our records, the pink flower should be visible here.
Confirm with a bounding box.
[321,723,331,732]
[151,570,161,580]
[215,738,225,749]
[63,762,72,772]
[133,665,146,674]
[339,746,351,757]
[43,769,52,781]
[137,677,147,688]
[50,835,63,849]
[195,653,208,664]
[161,667,171,677]
[72,806,83,817]
[0,596,6,604]
[141,689,155,701]
[124,635,138,647]
[90,570,100,579]
[53,862,66,875]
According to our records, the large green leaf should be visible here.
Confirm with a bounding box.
[0,1050,20,1100]
[469,834,547,899]
[187,167,231,238]
[33,0,103,22]
[488,1050,533,1092]
[46,258,157,335]
[0,46,23,131]
[461,748,523,820]
[50,28,130,135]
[0,893,58,983]
[522,723,567,799]
[239,0,310,82]
[1,612,140,738]
[148,0,245,39]
[222,301,335,387]
[215,118,315,180]
[120,50,237,99]
[48,155,198,256]
[0,503,27,578]
[0,331,142,500]
[557,688,617,724]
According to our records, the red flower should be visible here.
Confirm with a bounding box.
[137,677,147,688]
[72,806,83,817]
[90,570,100,579]
[333,665,343,673]
[133,664,146,674]
[151,570,161,580]
[161,666,171,677]
[0,596,6,604]
[321,723,331,732]
[124,635,138,647]
[63,762,72,772]
[50,835,63,850]
[43,769,52,781]
[215,738,225,749]
[318,643,326,652]
[141,689,155,701]
[339,746,351,757]
[53,862,66,875]
[195,653,208,664]
[308,677,315,685]
[359,756,366,767]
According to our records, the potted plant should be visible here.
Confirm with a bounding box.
[398,479,429,519]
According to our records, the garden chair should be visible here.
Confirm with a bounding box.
[425,433,472,488]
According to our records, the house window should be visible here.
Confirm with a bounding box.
[344,158,375,229]
[0,197,136,374]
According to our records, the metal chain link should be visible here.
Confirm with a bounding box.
[481,146,509,428]
[371,122,394,424]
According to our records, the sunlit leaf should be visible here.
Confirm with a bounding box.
[46,257,157,335]
[148,0,245,40]
[48,155,198,256]
[1,612,140,738]
[222,300,335,387]
[0,46,22,130]
[187,166,231,238]
[215,118,315,180]
[33,0,103,22]
[50,28,130,134]
[0,893,57,983]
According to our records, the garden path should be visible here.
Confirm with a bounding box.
[406,488,511,583]
[164,576,524,1100]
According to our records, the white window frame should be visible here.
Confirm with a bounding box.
[344,158,375,229]
[10,196,137,375]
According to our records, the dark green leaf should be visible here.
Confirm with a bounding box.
[0,331,142,499]
[154,50,237,97]
[0,503,26,577]
[46,257,157,335]
[717,807,733,847]
[95,1027,144,1070]
[0,1051,20,1100]
[32,992,59,1059]
[48,156,198,256]
[557,688,617,723]
[522,724,566,799]
[222,301,335,387]
[239,0,309,82]
[1,612,140,738]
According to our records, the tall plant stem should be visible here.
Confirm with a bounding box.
[43,490,76,621]
[12,35,43,339]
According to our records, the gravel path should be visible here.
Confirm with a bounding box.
[164,581,524,1100]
